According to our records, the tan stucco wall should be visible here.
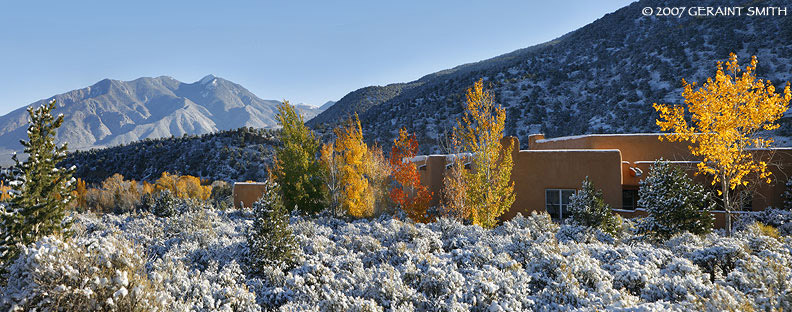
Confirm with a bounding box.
[532,134,694,163]
[232,182,270,208]
[503,148,623,220]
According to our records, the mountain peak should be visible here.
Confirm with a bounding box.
[198,74,217,85]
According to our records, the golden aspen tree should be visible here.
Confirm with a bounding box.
[453,79,515,229]
[0,181,12,201]
[367,144,393,215]
[334,114,373,218]
[72,179,87,209]
[390,128,433,222]
[442,150,472,222]
[654,53,791,235]
[319,143,343,216]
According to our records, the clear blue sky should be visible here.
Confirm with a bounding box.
[0,0,633,115]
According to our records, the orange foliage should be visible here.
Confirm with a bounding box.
[389,128,433,222]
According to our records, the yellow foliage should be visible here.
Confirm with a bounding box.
[320,142,343,216]
[0,181,12,201]
[334,114,373,218]
[448,79,515,228]
[654,53,791,233]
[72,179,87,208]
[154,171,212,200]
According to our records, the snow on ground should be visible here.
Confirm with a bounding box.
[1,203,791,311]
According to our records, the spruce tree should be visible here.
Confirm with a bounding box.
[637,160,715,239]
[568,177,622,235]
[247,180,297,271]
[272,101,325,213]
[1,100,75,266]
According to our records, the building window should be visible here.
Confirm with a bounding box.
[622,189,639,210]
[545,189,575,220]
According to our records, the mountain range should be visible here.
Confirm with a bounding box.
[309,0,792,152]
[0,75,323,162]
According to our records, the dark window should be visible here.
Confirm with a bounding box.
[740,193,753,211]
[622,189,639,210]
[545,189,575,220]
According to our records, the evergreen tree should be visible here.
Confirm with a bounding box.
[637,161,715,239]
[568,177,622,235]
[272,101,325,213]
[1,100,75,267]
[247,180,297,271]
[781,177,792,210]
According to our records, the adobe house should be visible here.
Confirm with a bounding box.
[232,182,271,208]
[413,133,792,229]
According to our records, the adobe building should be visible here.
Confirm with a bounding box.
[412,133,792,228]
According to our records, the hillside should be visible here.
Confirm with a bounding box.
[60,127,279,183]
[311,0,792,152]
[0,75,321,162]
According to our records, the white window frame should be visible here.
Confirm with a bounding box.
[545,189,576,220]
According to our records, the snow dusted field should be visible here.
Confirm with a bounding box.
[1,202,791,311]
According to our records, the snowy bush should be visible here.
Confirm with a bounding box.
[0,235,169,311]
[2,198,791,311]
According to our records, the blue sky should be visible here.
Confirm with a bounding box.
[0,0,633,115]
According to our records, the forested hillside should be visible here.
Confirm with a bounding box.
[311,0,792,152]
[60,127,278,183]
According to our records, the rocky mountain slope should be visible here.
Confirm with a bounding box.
[0,75,321,160]
[311,0,792,152]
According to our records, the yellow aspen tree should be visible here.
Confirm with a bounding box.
[319,142,343,216]
[654,53,791,235]
[366,144,392,216]
[334,114,373,218]
[441,149,473,222]
[453,79,515,229]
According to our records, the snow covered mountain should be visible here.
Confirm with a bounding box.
[0,75,322,160]
[310,0,792,152]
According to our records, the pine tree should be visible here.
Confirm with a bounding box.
[781,177,792,210]
[568,177,622,235]
[247,180,297,271]
[272,101,326,213]
[0,100,75,267]
[637,161,715,240]
[452,79,515,229]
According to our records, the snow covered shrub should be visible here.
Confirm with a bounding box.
[568,177,622,236]
[0,234,168,311]
[149,259,260,312]
[141,190,178,217]
[736,208,792,236]
[210,180,234,210]
[247,181,298,272]
[637,161,715,239]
